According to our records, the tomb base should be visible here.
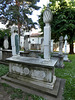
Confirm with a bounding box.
[1,76,65,100]
[1,56,65,100]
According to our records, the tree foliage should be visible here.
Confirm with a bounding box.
[39,0,75,53]
[0,0,40,33]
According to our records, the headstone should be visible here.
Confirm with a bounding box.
[41,38,44,52]
[64,35,68,53]
[24,35,29,51]
[59,36,63,54]
[58,36,64,67]
[64,35,69,61]
[43,7,52,60]
[3,33,9,49]
[11,26,20,56]
[28,40,31,50]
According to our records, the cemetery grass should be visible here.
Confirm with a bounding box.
[55,54,75,100]
[0,54,75,100]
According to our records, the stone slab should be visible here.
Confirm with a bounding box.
[1,75,60,96]
[6,56,58,68]
[1,76,65,100]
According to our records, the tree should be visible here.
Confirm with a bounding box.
[39,0,75,54]
[0,0,40,36]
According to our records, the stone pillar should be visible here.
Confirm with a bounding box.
[64,35,68,53]
[59,36,63,54]
[28,40,31,50]
[51,40,54,52]
[24,35,29,51]
[43,7,53,60]
[58,36,64,67]
[41,38,44,52]
[64,35,69,61]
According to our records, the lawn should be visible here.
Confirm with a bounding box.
[0,54,75,100]
[55,54,75,100]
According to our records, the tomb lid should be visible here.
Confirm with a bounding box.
[6,56,58,68]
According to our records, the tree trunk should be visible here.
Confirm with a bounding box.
[69,41,74,54]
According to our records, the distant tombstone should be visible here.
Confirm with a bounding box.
[3,33,9,49]
[11,26,19,56]
[15,34,19,54]
[41,38,44,52]
[24,35,29,51]
[64,35,69,61]
[28,40,31,50]
[59,36,63,54]
[64,35,68,53]
[58,36,64,67]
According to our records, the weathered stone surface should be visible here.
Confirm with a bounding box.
[6,56,57,68]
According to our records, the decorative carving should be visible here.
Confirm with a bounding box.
[43,7,53,23]
[24,68,29,75]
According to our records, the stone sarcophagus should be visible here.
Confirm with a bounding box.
[1,56,61,97]
[3,56,57,90]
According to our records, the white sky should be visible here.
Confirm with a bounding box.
[0,0,49,29]
[30,0,49,22]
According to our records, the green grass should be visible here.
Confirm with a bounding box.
[0,54,75,100]
[55,54,75,100]
[0,64,9,76]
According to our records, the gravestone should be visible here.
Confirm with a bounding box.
[51,36,64,68]
[11,26,20,56]
[3,33,9,49]
[64,35,69,61]
[41,38,44,52]
[43,7,52,60]
[24,35,29,51]
[28,40,31,50]
[59,36,63,54]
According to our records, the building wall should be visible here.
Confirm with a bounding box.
[30,37,43,44]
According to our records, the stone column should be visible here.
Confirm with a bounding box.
[24,35,29,51]
[59,36,63,54]
[28,40,31,50]
[41,38,44,52]
[43,7,53,60]
[58,36,64,67]
[64,35,68,53]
